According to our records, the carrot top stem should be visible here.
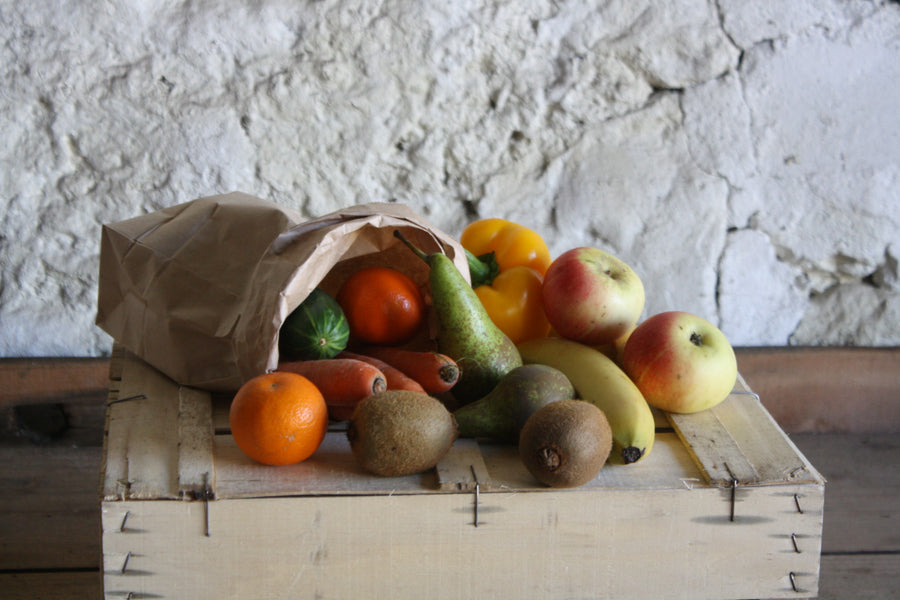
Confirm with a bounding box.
[439,363,460,384]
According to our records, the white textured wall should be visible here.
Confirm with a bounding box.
[2,0,898,357]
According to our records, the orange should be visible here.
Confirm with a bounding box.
[336,266,426,345]
[229,371,328,466]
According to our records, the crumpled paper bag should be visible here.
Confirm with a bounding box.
[96,192,469,392]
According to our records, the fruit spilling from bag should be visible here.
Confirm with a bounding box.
[229,207,737,490]
[96,195,737,488]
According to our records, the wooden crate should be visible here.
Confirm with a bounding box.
[100,347,825,600]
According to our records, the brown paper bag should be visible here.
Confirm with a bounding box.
[96,192,469,392]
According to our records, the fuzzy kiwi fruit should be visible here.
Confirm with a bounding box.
[347,390,458,477]
[518,399,612,488]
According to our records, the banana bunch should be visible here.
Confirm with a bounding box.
[517,336,655,464]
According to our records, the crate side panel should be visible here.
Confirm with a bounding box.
[101,353,184,500]
[101,483,823,600]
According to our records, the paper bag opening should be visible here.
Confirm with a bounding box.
[96,192,469,392]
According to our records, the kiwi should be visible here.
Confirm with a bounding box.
[347,390,458,477]
[518,399,612,488]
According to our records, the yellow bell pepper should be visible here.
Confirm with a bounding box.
[460,218,553,344]
[460,218,551,278]
[472,266,550,344]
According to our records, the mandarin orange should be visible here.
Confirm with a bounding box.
[229,371,328,466]
[336,266,426,345]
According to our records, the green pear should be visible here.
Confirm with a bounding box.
[394,230,522,405]
[454,364,575,442]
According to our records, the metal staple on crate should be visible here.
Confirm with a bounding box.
[470,464,481,528]
[723,462,739,522]
[107,393,147,406]
[203,471,213,537]
[730,477,738,521]
[789,491,805,593]
[725,463,809,592]
[729,389,761,402]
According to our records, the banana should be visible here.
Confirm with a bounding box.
[517,336,654,464]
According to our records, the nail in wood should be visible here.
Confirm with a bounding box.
[470,465,480,527]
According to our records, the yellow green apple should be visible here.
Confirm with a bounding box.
[621,311,737,414]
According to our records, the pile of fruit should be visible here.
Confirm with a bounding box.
[229,217,738,489]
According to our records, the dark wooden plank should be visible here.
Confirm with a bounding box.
[818,553,900,600]
[0,446,103,570]
[0,402,105,447]
[0,571,103,600]
[790,432,900,554]
[0,357,110,406]
[736,346,900,433]
[3,347,898,435]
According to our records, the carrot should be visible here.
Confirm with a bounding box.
[277,358,387,421]
[339,351,426,393]
[359,347,460,394]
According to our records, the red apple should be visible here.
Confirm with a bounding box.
[541,247,645,346]
[621,311,737,414]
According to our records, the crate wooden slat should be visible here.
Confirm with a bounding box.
[667,377,820,488]
[100,347,825,600]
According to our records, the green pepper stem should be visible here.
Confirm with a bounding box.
[465,249,500,288]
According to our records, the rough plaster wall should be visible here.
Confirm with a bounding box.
[1,0,898,357]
